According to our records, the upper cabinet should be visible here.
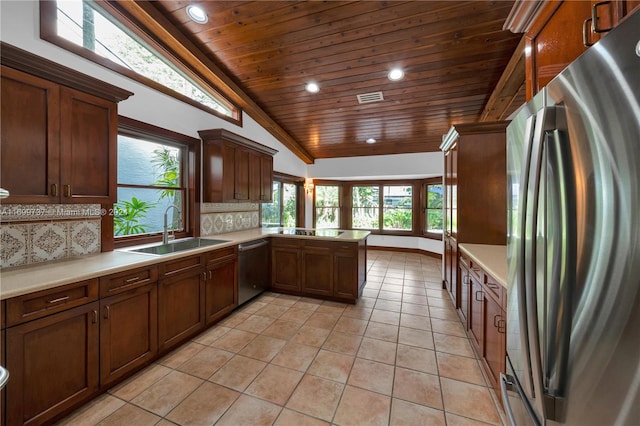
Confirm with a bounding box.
[505,0,640,100]
[199,128,277,203]
[0,43,132,204]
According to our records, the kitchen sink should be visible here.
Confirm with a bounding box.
[122,238,230,256]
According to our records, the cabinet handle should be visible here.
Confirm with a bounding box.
[125,276,140,283]
[498,319,506,334]
[104,306,110,319]
[208,270,212,280]
[583,17,595,47]
[50,183,58,197]
[475,291,484,302]
[48,296,69,304]
[494,314,501,327]
[202,272,207,281]
[63,184,71,197]
[92,310,98,324]
[592,1,613,33]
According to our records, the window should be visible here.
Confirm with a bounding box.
[425,181,444,235]
[352,185,379,229]
[261,180,299,227]
[41,1,240,122]
[382,185,413,231]
[115,117,198,246]
[315,184,341,228]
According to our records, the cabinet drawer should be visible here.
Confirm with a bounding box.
[160,254,204,278]
[100,266,158,297]
[468,260,483,282]
[459,251,470,269]
[271,237,302,248]
[484,273,505,308]
[6,279,99,326]
[206,246,238,266]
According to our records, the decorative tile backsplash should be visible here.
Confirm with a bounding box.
[200,203,260,236]
[0,204,102,268]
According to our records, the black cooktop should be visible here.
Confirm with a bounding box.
[278,229,343,237]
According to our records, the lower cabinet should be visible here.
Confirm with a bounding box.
[204,247,238,325]
[333,244,359,300]
[271,239,302,292]
[301,242,333,297]
[5,302,100,426]
[483,292,506,390]
[158,255,206,352]
[468,273,484,354]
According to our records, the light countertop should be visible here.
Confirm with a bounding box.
[0,228,370,300]
[458,243,507,288]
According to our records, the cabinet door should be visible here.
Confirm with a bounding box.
[468,275,484,355]
[158,271,205,351]
[333,246,358,300]
[234,147,251,201]
[59,87,117,203]
[0,66,60,204]
[260,154,273,202]
[205,257,237,325]
[249,151,262,202]
[458,262,470,326]
[100,285,157,386]
[6,302,99,426]
[484,295,506,395]
[301,243,333,297]
[271,243,300,292]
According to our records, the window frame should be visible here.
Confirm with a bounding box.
[114,116,200,248]
[260,172,304,227]
[422,177,444,240]
[313,181,343,229]
[40,0,242,125]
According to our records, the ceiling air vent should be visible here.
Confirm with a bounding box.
[356,91,384,104]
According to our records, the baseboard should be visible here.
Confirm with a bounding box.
[367,245,442,260]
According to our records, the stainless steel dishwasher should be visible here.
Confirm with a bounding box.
[238,239,270,305]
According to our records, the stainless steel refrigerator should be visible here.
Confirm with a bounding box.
[503,10,640,426]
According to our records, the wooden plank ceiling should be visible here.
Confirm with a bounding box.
[149,1,523,160]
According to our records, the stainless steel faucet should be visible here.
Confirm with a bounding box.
[163,204,182,244]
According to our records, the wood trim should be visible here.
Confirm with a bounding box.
[503,0,550,33]
[198,129,278,156]
[0,42,132,103]
[110,0,315,164]
[367,245,442,260]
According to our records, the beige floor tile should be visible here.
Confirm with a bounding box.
[429,306,460,321]
[291,324,331,347]
[191,325,232,346]
[254,303,291,319]
[390,398,446,426]
[445,412,497,425]
[378,290,403,301]
[270,296,300,307]
[356,296,377,308]
[398,327,435,350]
[151,420,176,426]
[400,313,432,331]
[365,281,383,289]
[427,289,449,299]
[262,318,303,340]
[219,311,251,327]
[347,357,395,396]
[401,302,430,317]
[176,346,234,379]
[209,354,267,391]
[404,286,427,296]
[291,300,321,311]
[382,280,404,289]
[433,333,475,358]
[238,334,287,362]
[429,297,455,308]
[96,403,160,426]
[305,311,341,329]
[374,299,402,312]
[235,314,277,333]
[58,394,125,426]
[322,331,363,356]
[272,341,320,372]
[393,367,443,410]
[402,293,430,305]
[157,341,206,369]
[108,363,172,401]
[441,378,501,425]
[245,364,304,405]
[342,306,373,320]
[210,328,258,352]
[431,318,467,337]
[363,288,380,298]
[386,271,404,279]
[286,375,344,422]
[239,300,268,314]
[307,349,355,383]
[333,385,391,426]
[436,352,486,386]
[364,322,399,342]
[216,394,282,426]
[279,307,315,323]
[274,408,330,425]
[370,309,401,325]
[396,344,438,375]
[130,370,203,417]
[357,337,398,364]
[165,381,239,425]
[334,316,368,335]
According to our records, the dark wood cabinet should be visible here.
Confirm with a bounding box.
[458,253,470,324]
[484,291,506,393]
[0,65,121,205]
[99,284,157,387]
[301,242,333,297]
[199,128,277,203]
[204,247,238,325]
[5,302,99,426]
[468,273,484,355]
[271,239,302,293]
[333,243,361,300]
[158,255,205,352]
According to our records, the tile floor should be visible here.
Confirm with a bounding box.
[59,250,505,426]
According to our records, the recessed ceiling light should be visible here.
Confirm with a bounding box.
[388,68,405,81]
[186,5,208,24]
[305,82,320,93]
[366,138,377,144]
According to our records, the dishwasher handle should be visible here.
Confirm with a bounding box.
[238,239,269,252]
